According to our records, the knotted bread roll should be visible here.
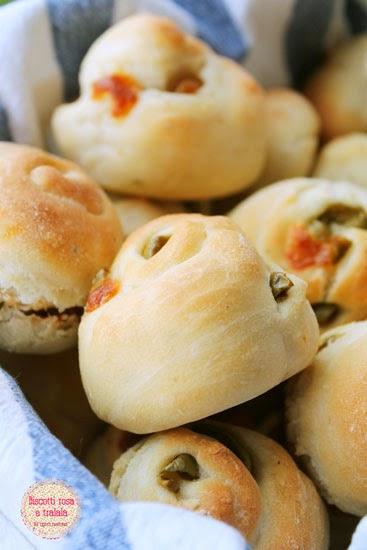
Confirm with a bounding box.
[110,423,329,548]
[305,35,367,140]
[230,178,367,329]
[287,321,367,516]
[0,142,122,353]
[52,14,266,200]
[313,133,367,187]
[78,213,318,433]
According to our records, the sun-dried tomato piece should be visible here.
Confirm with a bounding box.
[286,224,349,270]
[85,278,119,312]
[92,73,140,117]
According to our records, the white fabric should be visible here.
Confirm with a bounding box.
[122,502,246,550]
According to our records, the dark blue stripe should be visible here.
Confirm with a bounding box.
[285,0,334,87]
[4,369,130,549]
[46,0,114,101]
[345,0,367,33]
[0,103,12,141]
[173,0,247,60]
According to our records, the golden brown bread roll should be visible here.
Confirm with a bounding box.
[1,349,103,458]
[313,133,367,187]
[304,35,367,140]
[255,88,320,188]
[110,423,329,548]
[52,14,266,200]
[230,178,367,329]
[112,197,184,237]
[78,213,318,433]
[0,142,123,354]
[286,321,367,516]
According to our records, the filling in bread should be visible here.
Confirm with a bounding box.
[85,275,119,313]
[159,454,200,493]
[285,224,350,270]
[167,73,203,94]
[269,272,293,301]
[0,286,85,325]
[318,331,344,351]
[317,204,367,228]
[142,233,171,259]
[22,306,84,320]
[92,73,141,117]
[92,69,203,119]
[286,203,365,271]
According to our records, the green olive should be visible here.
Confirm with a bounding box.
[317,204,367,228]
[318,332,343,351]
[159,454,199,493]
[312,302,340,325]
[270,272,294,301]
[143,234,171,259]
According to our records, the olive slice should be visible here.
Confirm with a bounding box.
[270,272,294,301]
[143,234,171,259]
[317,204,367,229]
[318,332,344,352]
[193,421,252,473]
[312,302,340,325]
[159,454,199,493]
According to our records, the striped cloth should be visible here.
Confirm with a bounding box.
[0,1,366,549]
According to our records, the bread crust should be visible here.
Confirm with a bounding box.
[79,213,318,433]
[230,178,367,329]
[0,142,123,353]
[287,321,367,516]
[52,14,266,200]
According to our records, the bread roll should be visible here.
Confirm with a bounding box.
[112,197,184,237]
[255,88,320,188]
[313,133,367,187]
[0,142,122,353]
[287,321,367,516]
[52,14,266,200]
[230,178,367,329]
[110,423,329,548]
[79,213,318,433]
[304,35,367,140]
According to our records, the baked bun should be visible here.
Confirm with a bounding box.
[0,142,122,354]
[287,321,367,516]
[255,88,320,188]
[313,133,367,187]
[112,197,184,237]
[230,178,367,329]
[304,36,367,140]
[52,14,266,200]
[78,213,318,433]
[110,423,329,548]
